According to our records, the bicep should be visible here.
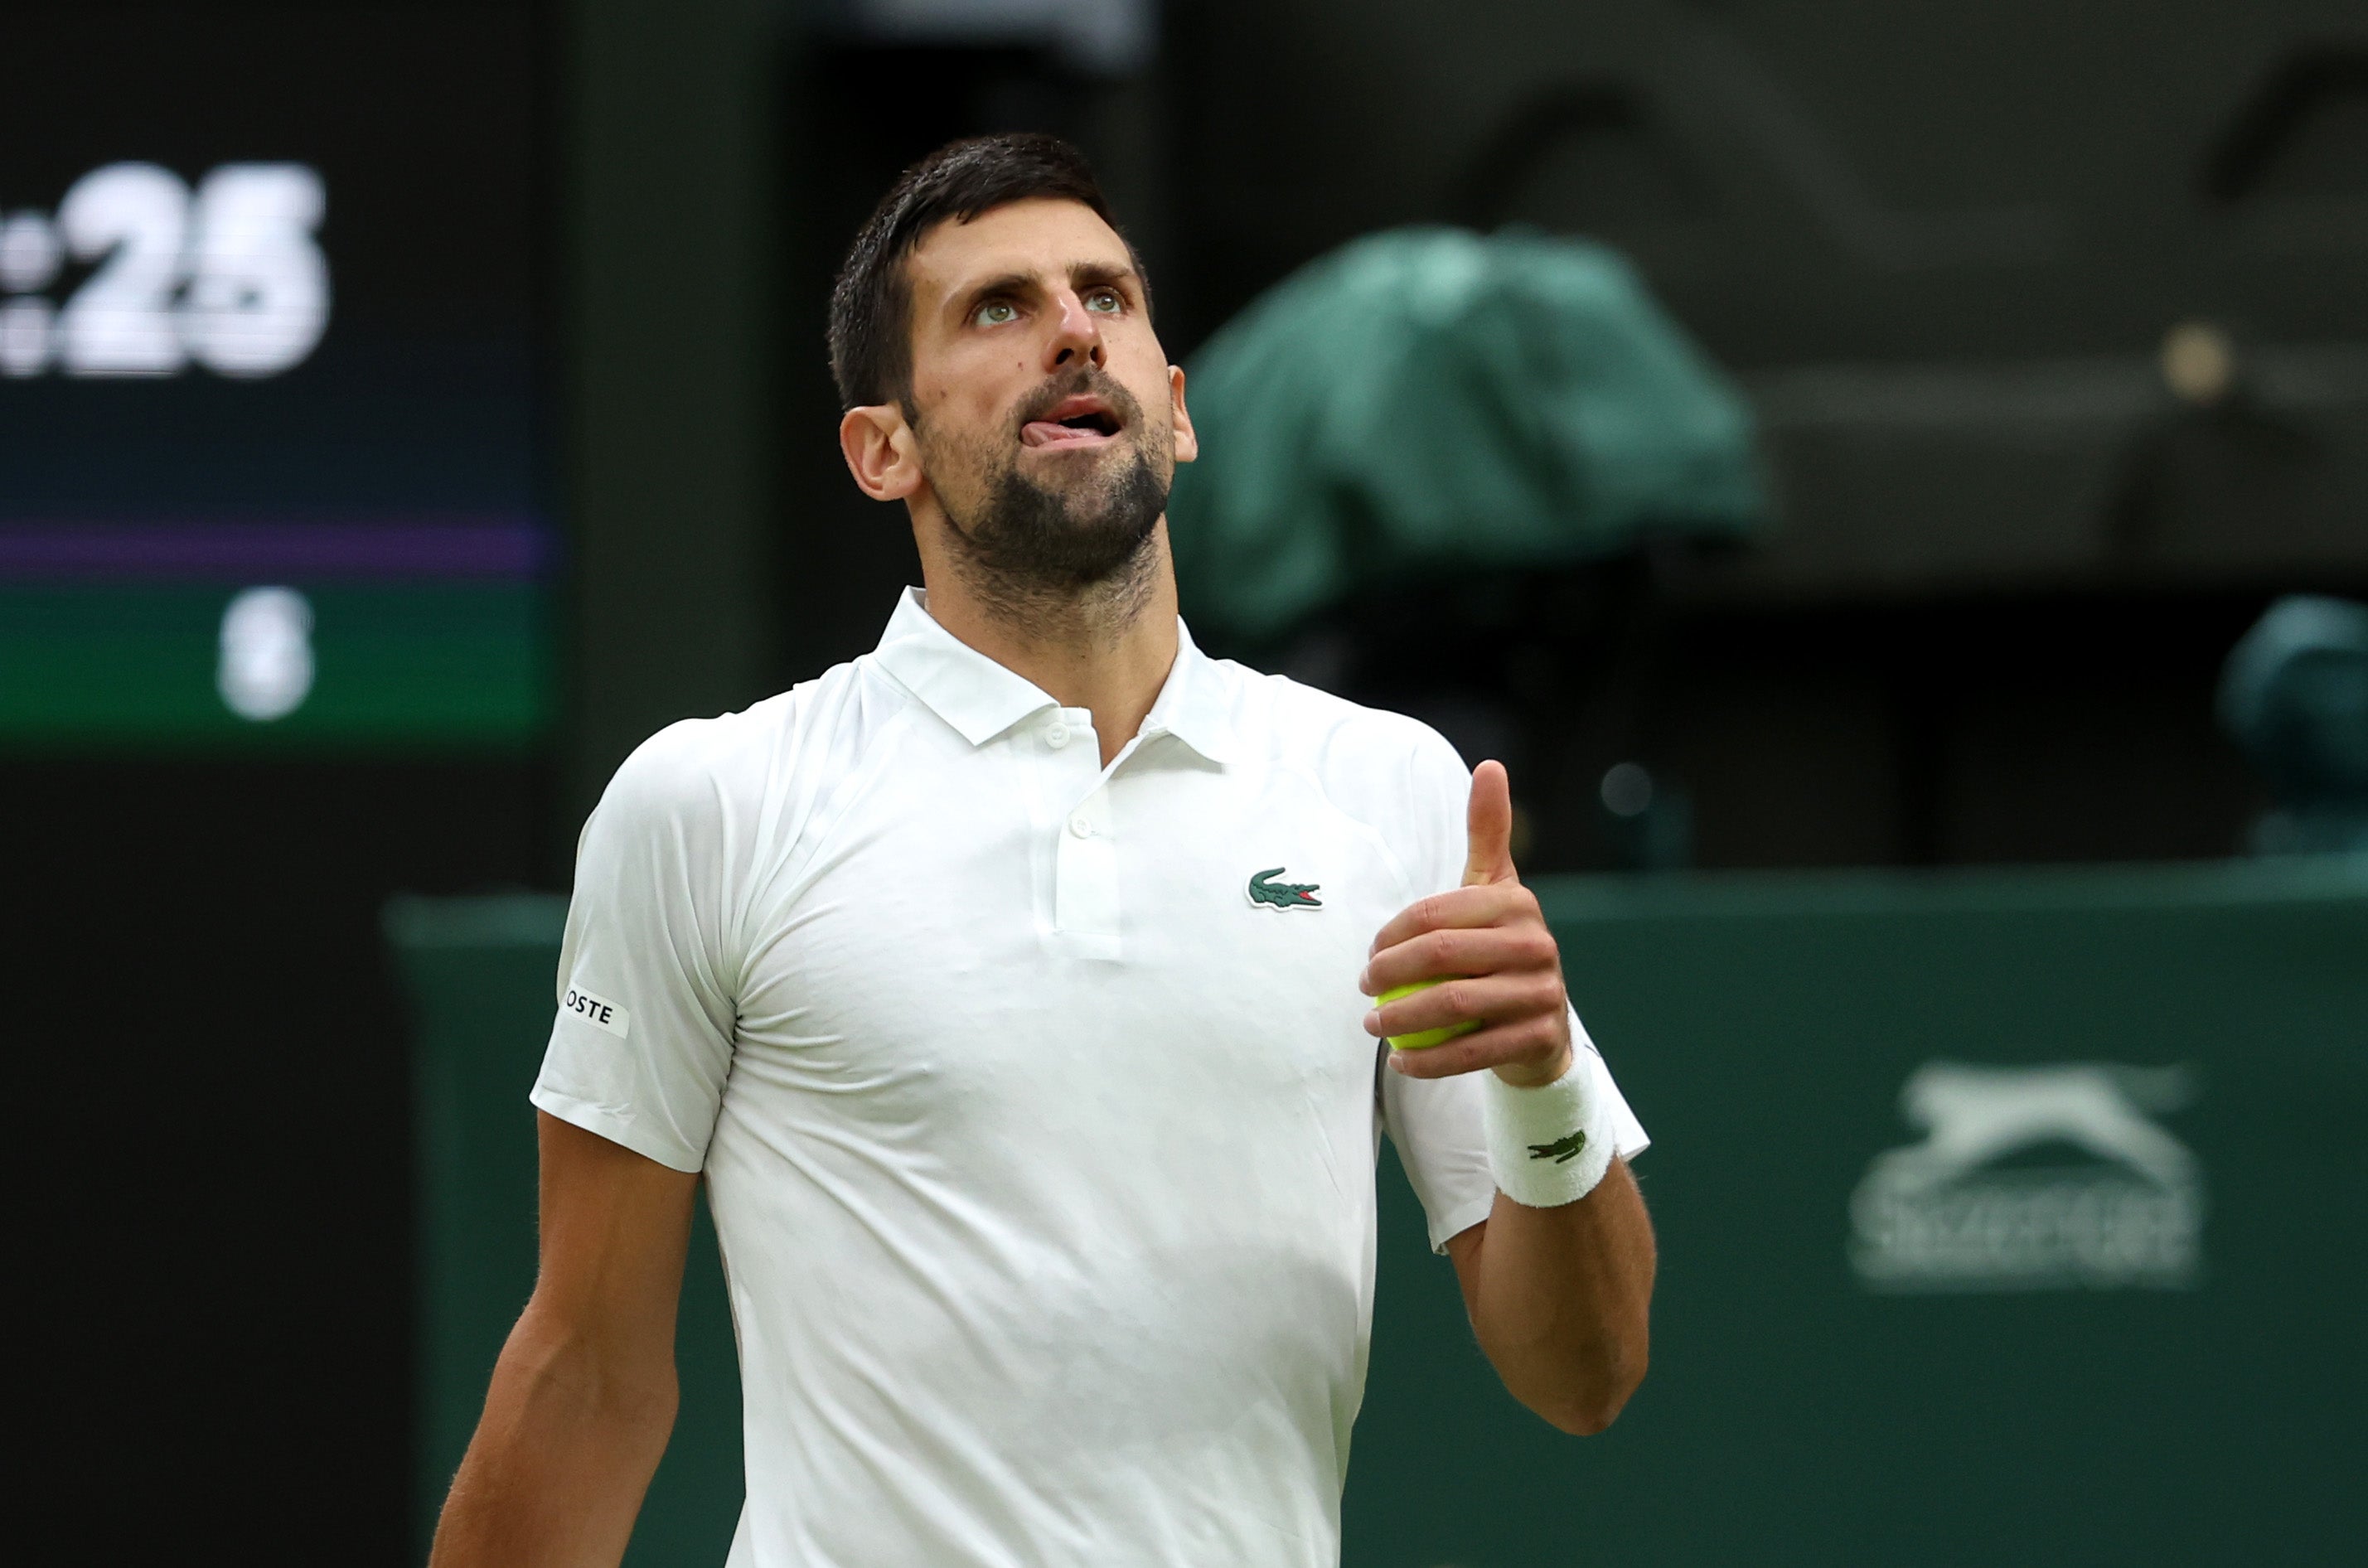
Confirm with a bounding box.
[528,1111,701,1361]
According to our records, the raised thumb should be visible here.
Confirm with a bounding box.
[1464,759,1518,887]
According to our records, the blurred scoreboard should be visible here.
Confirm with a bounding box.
[0,6,548,748]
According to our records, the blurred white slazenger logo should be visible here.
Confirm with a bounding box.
[1850,1062,2202,1292]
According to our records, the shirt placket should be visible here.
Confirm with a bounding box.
[1037,707,1124,962]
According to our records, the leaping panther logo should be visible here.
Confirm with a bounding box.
[1851,1061,2202,1292]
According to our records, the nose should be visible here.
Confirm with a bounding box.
[1042,288,1106,375]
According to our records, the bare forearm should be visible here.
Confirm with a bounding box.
[429,1305,678,1568]
[1454,1158,1654,1435]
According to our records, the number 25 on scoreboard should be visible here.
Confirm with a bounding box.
[0,161,330,380]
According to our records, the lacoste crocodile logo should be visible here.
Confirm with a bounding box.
[1528,1130,1587,1164]
[1247,867,1322,909]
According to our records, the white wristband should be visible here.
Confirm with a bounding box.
[1484,1050,1615,1207]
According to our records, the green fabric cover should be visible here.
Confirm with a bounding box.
[1168,228,1768,643]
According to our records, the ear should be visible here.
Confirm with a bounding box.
[1167,364,1198,465]
[840,404,923,501]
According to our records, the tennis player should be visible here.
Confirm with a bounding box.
[432,133,1654,1567]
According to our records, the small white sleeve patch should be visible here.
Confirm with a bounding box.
[559,983,632,1039]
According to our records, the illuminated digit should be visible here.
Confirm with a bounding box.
[56,162,190,376]
[182,164,329,377]
[217,587,316,722]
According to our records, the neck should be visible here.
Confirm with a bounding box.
[916,517,1182,767]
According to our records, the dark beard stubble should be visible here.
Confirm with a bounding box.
[927,372,1174,617]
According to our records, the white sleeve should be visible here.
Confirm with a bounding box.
[1376,728,1651,1251]
[530,725,739,1174]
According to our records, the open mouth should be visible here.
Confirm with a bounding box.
[1020,394,1124,450]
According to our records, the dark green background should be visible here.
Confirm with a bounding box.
[392,860,2368,1566]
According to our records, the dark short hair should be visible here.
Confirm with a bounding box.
[827,133,1147,412]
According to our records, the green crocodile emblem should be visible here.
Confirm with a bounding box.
[1528,1130,1588,1164]
[1247,867,1323,909]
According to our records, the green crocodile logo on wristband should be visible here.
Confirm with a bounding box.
[1528,1130,1587,1164]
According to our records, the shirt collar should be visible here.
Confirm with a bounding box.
[1136,618,1238,766]
[869,587,1237,765]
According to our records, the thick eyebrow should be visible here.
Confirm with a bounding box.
[1067,259,1141,301]
[949,271,1039,324]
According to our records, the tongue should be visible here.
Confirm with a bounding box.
[1022,420,1107,448]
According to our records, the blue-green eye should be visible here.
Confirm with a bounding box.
[975,300,1018,327]
[1085,288,1121,313]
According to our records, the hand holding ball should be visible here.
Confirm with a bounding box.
[1378,979,1479,1051]
[1366,762,1527,1055]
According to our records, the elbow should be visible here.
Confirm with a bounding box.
[1531,1342,1649,1438]
[1538,1390,1627,1438]
[504,1299,681,1435]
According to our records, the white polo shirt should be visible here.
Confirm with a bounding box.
[533,588,1647,1568]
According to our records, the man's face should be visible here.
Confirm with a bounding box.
[898,198,1194,588]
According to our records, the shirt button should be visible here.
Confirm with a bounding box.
[1068,812,1093,839]
[1045,722,1069,749]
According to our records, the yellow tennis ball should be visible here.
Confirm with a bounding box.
[1378,980,1479,1051]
